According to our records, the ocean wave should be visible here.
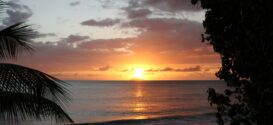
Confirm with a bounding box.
[72,113,217,125]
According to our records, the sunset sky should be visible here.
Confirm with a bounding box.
[1,0,221,80]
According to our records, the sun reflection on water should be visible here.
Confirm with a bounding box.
[134,103,145,112]
[135,86,143,97]
[134,115,148,119]
[133,84,148,119]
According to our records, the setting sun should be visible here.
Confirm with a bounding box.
[134,68,145,79]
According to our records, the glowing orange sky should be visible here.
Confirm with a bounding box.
[3,0,221,80]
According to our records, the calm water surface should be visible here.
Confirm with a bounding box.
[67,80,225,124]
[3,80,226,125]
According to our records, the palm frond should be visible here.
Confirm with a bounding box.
[0,22,36,60]
[0,92,73,123]
[0,63,71,105]
[0,63,73,123]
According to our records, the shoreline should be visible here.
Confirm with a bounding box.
[72,113,217,125]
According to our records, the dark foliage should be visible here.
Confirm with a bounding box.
[0,22,34,59]
[0,1,73,124]
[192,0,273,124]
[0,64,73,123]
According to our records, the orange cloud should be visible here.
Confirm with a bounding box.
[145,66,201,72]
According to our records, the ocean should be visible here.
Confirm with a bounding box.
[4,80,226,125]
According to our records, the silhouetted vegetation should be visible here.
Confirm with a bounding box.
[0,1,73,124]
[192,0,273,124]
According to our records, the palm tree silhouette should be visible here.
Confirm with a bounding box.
[0,2,73,124]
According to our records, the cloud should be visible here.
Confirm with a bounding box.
[121,18,204,52]
[97,65,111,71]
[78,38,133,52]
[90,65,111,71]
[62,35,90,43]
[126,8,152,19]
[2,1,33,26]
[81,18,120,27]
[99,0,116,8]
[127,0,201,13]
[14,15,212,76]
[50,72,80,79]
[124,18,201,32]
[145,66,201,72]
[175,66,201,72]
[120,69,129,72]
[13,38,134,74]
[70,1,80,6]
[33,32,57,39]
